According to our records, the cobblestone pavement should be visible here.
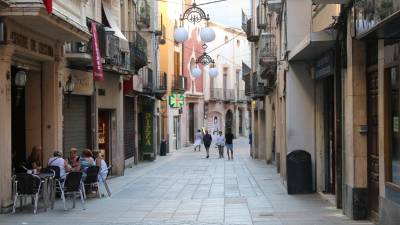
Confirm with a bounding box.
[0,139,373,225]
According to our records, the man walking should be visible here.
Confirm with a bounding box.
[194,129,203,151]
[225,129,234,160]
[203,130,212,158]
[216,131,225,158]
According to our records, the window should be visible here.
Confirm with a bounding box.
[237,40,240,48]
[174,52,180,75]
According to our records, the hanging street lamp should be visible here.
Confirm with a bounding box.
[14,70,27,106]
[191,67,202,78]
[209,67,219,78]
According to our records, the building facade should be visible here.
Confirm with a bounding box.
[204,22,250,138]
[246,0,400,224]
[0,0,163,212]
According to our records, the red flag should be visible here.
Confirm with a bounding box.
[42,0,52,14]
[91,22,104,81]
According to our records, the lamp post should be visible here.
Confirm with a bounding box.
[15,70,27,106]
[65,75,75,108]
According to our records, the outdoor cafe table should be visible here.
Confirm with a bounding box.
[37,173,55,211]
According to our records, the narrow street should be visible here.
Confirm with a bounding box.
[0,139,372,225]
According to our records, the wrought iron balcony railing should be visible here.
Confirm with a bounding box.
[122,31,148,72]
[142,67,153,92]
[258,32,277,80]
[224,89,235,101]
[66,24,128,72]
[246,18,259,42]
[210,88,223,100]
[171,75,187,93]
[136,0,151,29]
[237,90,248,102]
[243,73,251,97]
[154,71,167,96]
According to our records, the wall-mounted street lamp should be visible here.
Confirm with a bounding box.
[14,70,27,106]
[65,75,75,108]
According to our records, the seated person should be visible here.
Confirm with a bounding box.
[27,146,42,172]
[93,150,108,181]
[80,149,95,172]
[48,151,69,178]
[68,148,80,172]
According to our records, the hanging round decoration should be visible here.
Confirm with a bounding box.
[191,67,202,78]
[173,27,189,43]
[209,67,219,78]
[200,27,216,43]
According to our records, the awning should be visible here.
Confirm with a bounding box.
[102,0,129,52]
[289,29,336,62]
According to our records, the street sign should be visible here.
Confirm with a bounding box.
[169,93,184,108]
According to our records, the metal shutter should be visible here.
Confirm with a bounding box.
[63,95,89,153]
[124,97,135,159]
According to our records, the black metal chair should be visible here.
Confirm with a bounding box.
[84,166,100,198]
[61,172,85,210]
[12,173,43,214]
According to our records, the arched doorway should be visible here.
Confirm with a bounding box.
[225,110,233,133]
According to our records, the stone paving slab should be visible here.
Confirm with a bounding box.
[0,138,374,225]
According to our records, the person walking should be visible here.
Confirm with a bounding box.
[194,129,203,151]
[203,130,212,158]
[225,129,235,160]
[216,131,225,158]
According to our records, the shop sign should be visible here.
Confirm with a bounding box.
[64,69,94,96]
[90,22,104,81]
[355,0,400,37]
[169,93,184,108]
[314,51,334,80]
[141,112,154,153]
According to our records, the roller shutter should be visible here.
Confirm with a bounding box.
[124,96,135,159]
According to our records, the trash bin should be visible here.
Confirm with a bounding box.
[286,150,313,194]
[160,140,167,156]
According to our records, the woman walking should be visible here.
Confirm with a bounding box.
[194,129,203,151]
[216,131,225,158]
[225,129,234,160]
[203,130,212,158]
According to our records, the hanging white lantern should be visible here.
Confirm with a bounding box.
[173,27,189,43]
[191,67,202,78]
[209,67,219,77]
[200,27,216,43]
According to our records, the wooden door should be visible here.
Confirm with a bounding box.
[367,71,380,216]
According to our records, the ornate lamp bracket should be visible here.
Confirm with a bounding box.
[196,52,215,65]
[180,3,210,24]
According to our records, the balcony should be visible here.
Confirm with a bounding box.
[65,24,129,73]
[267,0,283,13]
[257,3,266,30]
[136,0,151,29]
[210,88,223,101]
[224,89,235,102]
[0,0,9,9]
[171,75,187,93]
[241,10,248,33]
[122,31,148,72]
[142,68,153,93]
[246,19,259,42]
[252,72,269,99]
[154,71,167,98]
[259,32,277,81]
[237,90,248,102]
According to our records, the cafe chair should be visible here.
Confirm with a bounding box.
[99,165,112,197]
[60,172,85,210]
[84,166,100,198]
[12,173,44,214]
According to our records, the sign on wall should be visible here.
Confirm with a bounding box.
[169,93,184,108]
[141,112,154,153]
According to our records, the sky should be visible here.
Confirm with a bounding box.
[185,0,250,29]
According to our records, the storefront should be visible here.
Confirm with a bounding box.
[62,69,93,155]
[138,96,156,159]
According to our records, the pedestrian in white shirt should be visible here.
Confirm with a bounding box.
[194,129,203,151]
[216,131,225,158]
